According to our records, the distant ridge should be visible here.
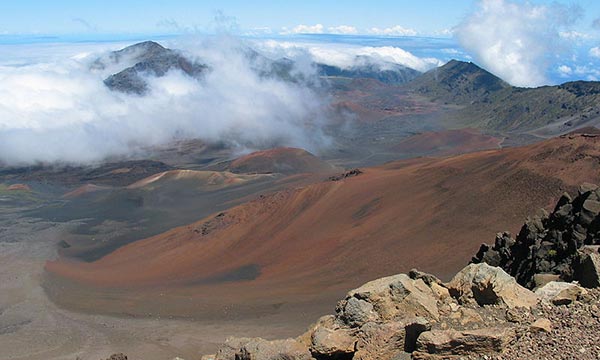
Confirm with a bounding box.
[317,56,421,85]
[407,59,600,134]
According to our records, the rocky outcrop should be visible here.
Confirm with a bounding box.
[472,183,600,289]
[208,264,543,360]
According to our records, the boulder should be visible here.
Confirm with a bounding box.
[534,281,586,305]
[575,246,600,288]
[446,263,538,309]
[215,337,312,360]
[414,327,517,357]
[337,274,440,327]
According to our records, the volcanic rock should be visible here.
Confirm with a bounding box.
[337,273,441,325]
[472,184,600,288]
[535,281,586,305]
[308,315,356,357]
[413,327,517,358]
[446,263,539,309]
[575,246,600,288]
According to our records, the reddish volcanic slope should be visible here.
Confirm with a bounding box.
[46,133,600,318]
[228,147,338,175]
[393,129,503,156]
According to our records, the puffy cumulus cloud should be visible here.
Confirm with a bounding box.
[0,36,331,166]
[255,40,441,72]
[557,64,600,81]
[368,25,418,36]
[590,47,600,59]
[454,0,582,87]
[280,24,324,35]
[557,64,573,77]
[327,25,358,35]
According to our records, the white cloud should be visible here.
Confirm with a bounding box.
[454,0,581,87]
[327,25,358,35]
[255,40,441,72]
[0,37,331,166]
[557,65,573,77]
[590,47,600,59]
[435,28,454,37]
[280,24,324,35]
[559,30,591,40]
[565,64,600,81]
[368,25,417,37]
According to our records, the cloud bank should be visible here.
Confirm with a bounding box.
[256,40,441,73]
[454,0,581,87]
[0,36,331,166]
[368,25,417,37]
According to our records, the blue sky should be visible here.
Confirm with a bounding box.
[1,0,600,86]
[2,0,600,37]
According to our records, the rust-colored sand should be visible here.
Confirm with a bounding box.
[229,147,338,175]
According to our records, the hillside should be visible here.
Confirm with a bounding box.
[45,132,600,320]
[227,147,339,175]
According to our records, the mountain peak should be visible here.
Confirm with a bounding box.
[407,59,510,104]
[101,41,207,95]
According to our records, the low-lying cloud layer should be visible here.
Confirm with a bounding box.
[0,36,331,166]
[255,40,442,72]
[455,0,581,87]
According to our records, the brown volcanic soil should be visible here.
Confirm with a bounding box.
[46,134,600,324]
[393,128,503,156]
[331,78,442,123]
[228,147,338,175]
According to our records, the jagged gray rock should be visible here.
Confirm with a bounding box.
[472,184,600,289]
[575,246,600,288]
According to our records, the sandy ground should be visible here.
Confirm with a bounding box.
[0,211,312,360]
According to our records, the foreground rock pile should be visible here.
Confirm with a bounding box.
[195,263,600,360]
[472,183,600,289]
